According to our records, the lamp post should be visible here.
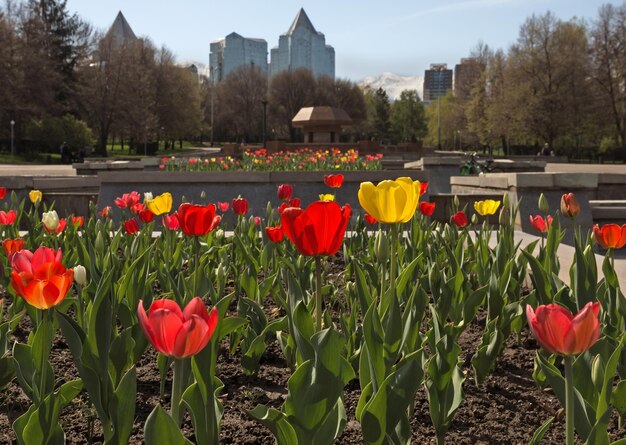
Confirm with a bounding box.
[261,99,268,148]
[10,120,15,156]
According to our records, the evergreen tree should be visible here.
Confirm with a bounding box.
[390,90,427,143]
[372,87,390,142]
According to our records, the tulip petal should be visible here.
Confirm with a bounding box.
[148,308,184,356]
[173,315,210,358]
[531,304,573,354]
[564,302,600,355]
[183,297,211,324]
[138,300,158,348]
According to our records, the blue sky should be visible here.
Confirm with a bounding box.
[66,0,617,80]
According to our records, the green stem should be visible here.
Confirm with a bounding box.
[171,359,185,425]
[564,355,575,445]
[390,224,398,303]
[193,236,201,299]
[436,432,445,445]
[315,256,323,332]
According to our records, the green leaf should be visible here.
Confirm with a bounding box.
[144,405,193,445]
[249,405,298,445]
[529,417,554,445]
[109,367,137,445]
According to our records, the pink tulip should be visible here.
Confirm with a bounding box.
[138,297,218,359]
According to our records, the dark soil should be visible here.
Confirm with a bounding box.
[0,293,622,444]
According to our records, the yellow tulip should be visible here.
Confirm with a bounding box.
[29,190,42,204]
[358,177,421,224]
[145,192,173,215]
[473,199,501,216]
[319,194,335,202]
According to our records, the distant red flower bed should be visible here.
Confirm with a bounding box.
[159,148,383,172]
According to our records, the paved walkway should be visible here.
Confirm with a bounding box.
[509,231,626,289]
[0,164,76,176]
[546,163,626,174]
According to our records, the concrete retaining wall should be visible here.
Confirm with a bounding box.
[98,170,429,224]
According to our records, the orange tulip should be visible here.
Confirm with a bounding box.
[10,247,74,309]
[560,193,580,218]
[526,302,600,356]
[593,224,626,249]
[2,238,24,258]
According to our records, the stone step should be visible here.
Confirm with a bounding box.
[591,207,626,219]
[589,200,626,208]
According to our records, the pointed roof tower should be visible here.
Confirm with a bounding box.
[106,11,137,45]
[287,8,317,34]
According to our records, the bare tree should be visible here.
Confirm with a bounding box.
[589,3,626,158]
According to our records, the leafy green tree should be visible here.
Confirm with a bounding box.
[372,87,391,142]
[390,90,427,143]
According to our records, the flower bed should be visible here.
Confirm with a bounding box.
[160,148,384,172]
[0,180,624,444]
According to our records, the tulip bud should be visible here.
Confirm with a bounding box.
[538,193,549,213]
[502,193,510,209]
[144,192,153,201]
[374,229,390,263]
[73,265,87,285]
[217,263,225,284]
[499,208,507,226]
[42,210,59,230]
[471,213,478,225]
[215,229,224,240]
[200,190,206,200]
[561,193,580,218]
[95,231,105,253]
[453,195,460,209]
[346,281,355,296]
[266,201,273,219]
[591,355,604,393]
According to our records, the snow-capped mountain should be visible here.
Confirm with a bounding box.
[360,72,424,102]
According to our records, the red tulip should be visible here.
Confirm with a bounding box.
[420,182,428,196]
[3,238,24,258]
[217,202,229,212]
[324,174,344,188]
[138,297,218,359]
[280,201,351,256]
[232,197,248,215]
[451,211,468,228]
[290,198,300,207]
[130,203,146,214]
[72,216,84,228]
[10,247,74,309]
[561,193,580,218]
[177,203,220,236]
[163,213,180,230]
[364,213,378,225]
[124,219,139,235]
[593,224,626,249]
[254,216,262,226]
[265,226,284,243]
[0,210,17,225]
[530,215,553,234]
[526,302,600,356]
[139,209,155,223]
[99,206,111,217]
[114,191,141,209]
[45,217,66,234]
[0,187,6,199]
[419,201,436,216]
[277,184,293,200]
